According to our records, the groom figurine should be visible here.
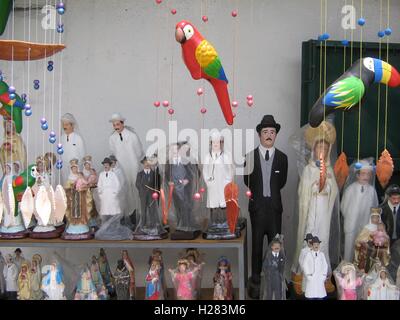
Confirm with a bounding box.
[244,115,288,299]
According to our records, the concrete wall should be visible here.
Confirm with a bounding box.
[0,0,400,290]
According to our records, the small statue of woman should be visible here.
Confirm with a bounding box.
[17,262,31,300]
[62,159,94,240]
[114,259,130,300]
[213,257,233,300]
[30,254,43,300]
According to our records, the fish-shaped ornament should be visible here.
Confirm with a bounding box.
[319,153,327,193]
[20,187,34,228]
[334,152,350,190]
[35,185,52,226]
[2,178,15,227]
[54,185,67,224]
[224,182,239,234]
[376,149,394,189]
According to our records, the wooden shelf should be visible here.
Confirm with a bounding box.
[0,229,246,249]
[0,40,66,61]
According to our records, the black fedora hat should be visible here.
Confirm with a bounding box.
[386,184,400,196]
[304,233,313,241]
[256,115,281,134]
[101,157,112,165]
[311,236,322,244]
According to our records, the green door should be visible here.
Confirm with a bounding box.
[301,39,400,198]
[0,0,12,36]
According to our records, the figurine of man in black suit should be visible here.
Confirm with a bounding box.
[381,184,400,245]
[244,115,288,299]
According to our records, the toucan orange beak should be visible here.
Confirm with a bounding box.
[175,28,186,44]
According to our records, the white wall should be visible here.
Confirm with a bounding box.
[1,0,400,289]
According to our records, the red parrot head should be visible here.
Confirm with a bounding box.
[175,20,203,45]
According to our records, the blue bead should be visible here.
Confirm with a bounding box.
[358,18,366,26]
[47,65,53,72]
[21,94,27,101]
[57,7,65,15]
[8,86,15,94]
[49,136,57,144]
[341,39,349,46]
[385,28,392,36]
[56,160,63,165]
[9,93,16,100]
[48,61,54,66]
[378,31,385,38]
[56,163,63,170]
[57,25,64,33]
[57,148,64,155]
[322,33,330,40]
[24,104,31,110]
[315,160,321,167]
[24,109,32,117]
[41,123,49,130]
[34,84,40,90]
[355,162,363,170]
[34,80,40,84]
[50,131,56,138]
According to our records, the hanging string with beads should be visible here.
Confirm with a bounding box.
[357,0,364,162]
[376,0,383,161]
[383,0,390,150]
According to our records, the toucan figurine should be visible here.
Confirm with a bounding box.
[175,20,234,126]
[309,57,400,128]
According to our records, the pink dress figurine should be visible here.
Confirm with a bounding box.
[169,259,200,300]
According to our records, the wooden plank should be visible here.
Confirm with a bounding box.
[0,40,66,61]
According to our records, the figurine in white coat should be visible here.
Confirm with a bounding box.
[202,130,235,239]
[97,158,121,218]
[302,236,328,299]
[3,254,18,300]
[109,113,143,217]
[341,159,378,262]
[60,113,86,185]
[298,233,314,293]
[0,251,6,296]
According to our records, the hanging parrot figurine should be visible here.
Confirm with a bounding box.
[175,20,234,126]
[309,57,400,128]
[0,80,25,134]
[11,164,38,216]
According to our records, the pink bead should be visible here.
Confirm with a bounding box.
[199,187,206,193]
[233,112,236,118]
[245,190,252,198]
[171,9,177,15]
[247,99,254,107]
[193,192,201,201]
[156,0,162,4]
[247,95,253,101]
[162,100,169,107]
[232,101,238,108]
[231,10,238,17]
[197,88,204,96]
[154,101,161,107]
[168,108,175,115]
[152,192,159,200]
[200,107,207,114]
[202,15,208,22]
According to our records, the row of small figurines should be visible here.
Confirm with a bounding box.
[1,248,234,301]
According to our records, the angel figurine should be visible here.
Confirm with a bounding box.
[213,257,233,300]
[169,259,201,300]
[333,262,364,300]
